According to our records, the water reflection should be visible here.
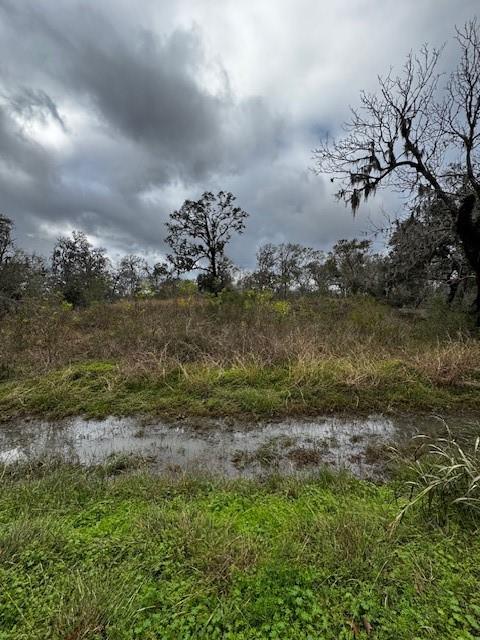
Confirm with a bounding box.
[0,413,478,479]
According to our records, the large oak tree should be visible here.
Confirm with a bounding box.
[314,19,480,317]
[165,191,248,293]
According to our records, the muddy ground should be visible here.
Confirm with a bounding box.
[1,413,479,479]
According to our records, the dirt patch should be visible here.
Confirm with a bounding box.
[287,447,323,466]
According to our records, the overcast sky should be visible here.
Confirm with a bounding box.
[0,0,478,268]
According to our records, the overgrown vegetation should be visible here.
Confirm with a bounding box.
[0,295,479,419]
[392,430,480,528]
[0,462,479,639]
[1,16,479,640]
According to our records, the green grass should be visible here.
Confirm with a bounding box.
[2,295,480,420]
[1,359,480,421]
[1,464,480,639]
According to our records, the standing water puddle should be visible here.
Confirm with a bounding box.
[0,414,478,478]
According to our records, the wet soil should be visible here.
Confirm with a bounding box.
[1,412,478,479]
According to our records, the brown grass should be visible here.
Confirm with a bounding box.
[0,295,477,378]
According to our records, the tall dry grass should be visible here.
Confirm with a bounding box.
[0,294,478,387]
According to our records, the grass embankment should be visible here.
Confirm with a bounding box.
[1,464,480,639]
[1,358,480,420]
[1,295,480,419]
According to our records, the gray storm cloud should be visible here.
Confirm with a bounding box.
[0,0,478,266]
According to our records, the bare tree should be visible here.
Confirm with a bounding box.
[313,19,480,316]
[165,191,248,294]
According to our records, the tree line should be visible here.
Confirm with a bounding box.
[0,184,475,313]
[0,18,478,317]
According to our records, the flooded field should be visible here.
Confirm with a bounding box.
[1,413,478,478]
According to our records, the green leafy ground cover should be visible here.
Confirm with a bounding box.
[1,465,479,639]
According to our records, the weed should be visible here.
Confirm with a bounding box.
[1,296,480,418]
[101,452,154,475]
[392,430,480,528]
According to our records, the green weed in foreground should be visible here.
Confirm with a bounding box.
[1,358,480,421]
[1,466,480,639]
[392,431,480,528]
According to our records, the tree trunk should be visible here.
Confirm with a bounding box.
[475,272,480,318]
[455,194,480,323]
[210,249,219,296]
[446,278,459,305]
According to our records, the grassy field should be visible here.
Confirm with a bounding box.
[1,463,480,640]
[1,295,480,638]
[1,294,480,420]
